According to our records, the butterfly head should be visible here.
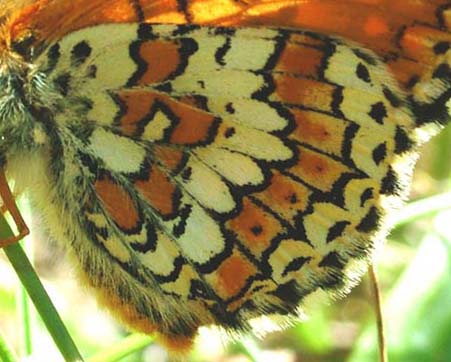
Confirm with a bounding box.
[0,47,54,166]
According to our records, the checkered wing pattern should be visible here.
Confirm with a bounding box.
[2,0,451,351]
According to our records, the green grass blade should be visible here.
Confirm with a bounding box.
[17,200,33,356]
[233,337,263,362]
[0,215,84,362]
[19,285,32,356]
[87,334,153,362]
[0,330,17,362]
[392,191,451,227]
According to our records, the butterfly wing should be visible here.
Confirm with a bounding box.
[4,0,451,351]
[11,0,451,122]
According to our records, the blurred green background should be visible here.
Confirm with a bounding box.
[0,126,450,362]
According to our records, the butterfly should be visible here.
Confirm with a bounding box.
[0,0,450,353]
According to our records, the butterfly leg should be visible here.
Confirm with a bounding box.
[0,170,29,247]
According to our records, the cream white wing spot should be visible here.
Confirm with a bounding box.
[172,27,227,71]
[173,202,226,265]
[207,98,289,131]
[88,128,146,173]
[86,212,108,228]
[171,69,266,99]
[215,123,293,162]
[86,212,132,263]
[156,28,267,95]
[138,231,182,277]
[230,27,280,42]
[86,93,121,126]
[41,24,139,89]
[160,264,198,298]
[268,239,317,284]
[343,178,379,211]
[324,44,388,92]
[177,157,236,214]
[223,29,278,70]
[303,203,351,251]
[96,233,132,263]
[350,129,391,178]
[193,147,265,187]
[53,92,120,126]
[151,26,278,71]
[142,108,173,141]
[340,88,394,128]
[122,222,152,247]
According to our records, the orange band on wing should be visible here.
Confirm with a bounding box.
[210,247,258,300]
[135,165,178,217]
[8,0,185,44]
[117,91,158,136]
[227,197,283,257]
[253,171,311,225]
[117,90,217,145]
[135,40,182,85]
[401,24,451,62]
[275,41,324,78]
[289,110,348,157]
[273,75,336,112]
[288,147,352,193]
[153,145,185,172]
[95,174,141,230]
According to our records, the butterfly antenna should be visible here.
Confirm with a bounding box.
[369,264,388,362]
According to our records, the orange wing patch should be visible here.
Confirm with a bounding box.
[288,147,354,193]
[207,247,258,302]
[275,39,325,78]
[227,197,284,258]
[253,171,311,226]
[272,76,337,111]
[134,39,184,85]
[94,173,141,231]
[135,165,179,219]
[116,91,157,136]
[117,90,218,145]
[289,110,349,158]
[153,145,185,172]
[169,107,218,146]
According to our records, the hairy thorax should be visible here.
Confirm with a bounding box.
[0,49,55,157]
